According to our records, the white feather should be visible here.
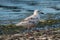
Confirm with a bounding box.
[16,10,40,28]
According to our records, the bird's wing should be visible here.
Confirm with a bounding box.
[24,15,38,21]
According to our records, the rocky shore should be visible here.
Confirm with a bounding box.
[0,19,60,40]
[0,28,60,40]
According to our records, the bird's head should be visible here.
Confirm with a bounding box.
[34,10,44,15]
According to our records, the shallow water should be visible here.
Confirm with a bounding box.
[0,0,60,24]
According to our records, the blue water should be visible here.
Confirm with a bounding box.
[0,0,60,24]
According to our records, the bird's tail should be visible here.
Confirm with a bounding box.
[15,23,22,26]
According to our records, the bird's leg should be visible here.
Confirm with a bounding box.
[26,27,31,32]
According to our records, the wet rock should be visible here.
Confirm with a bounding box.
[29,37,35,40]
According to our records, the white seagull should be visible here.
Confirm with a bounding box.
[16,10,44,29]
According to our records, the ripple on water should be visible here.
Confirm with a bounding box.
[0,0,60,24]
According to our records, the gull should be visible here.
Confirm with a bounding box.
[16,10,44,29]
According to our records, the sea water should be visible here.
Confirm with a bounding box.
[0,0,60,25]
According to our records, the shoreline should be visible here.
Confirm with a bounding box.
[0,28,60,40]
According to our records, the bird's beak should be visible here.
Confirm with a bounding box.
[41,12,44,14]
[39,11,44,14]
